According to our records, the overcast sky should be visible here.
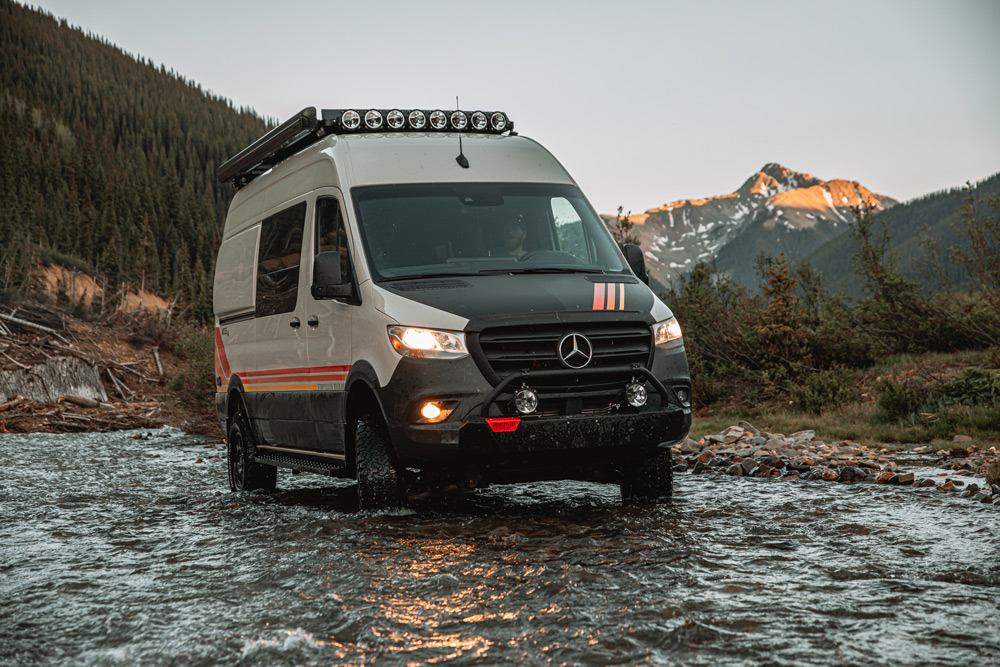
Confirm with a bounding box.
[26,0,1000,214]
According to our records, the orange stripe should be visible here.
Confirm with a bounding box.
[241,374,347,385]
[592,283,604,310]
[619,283,625,310]
[607,283,616,310]
[238,365,350,378]
[214,328,232,379]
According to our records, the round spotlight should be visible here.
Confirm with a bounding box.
[386,109,405,129]
[513,388,538,415]
[429,110,447,130]
[676,388,690,405]
[341,110,361,130]
[364,109,383,130]
[489,112,507,131]
[450,111,468,130]
[408,110,427,129]
[420,402,442,420]
[626,382,648,408]
[470,111,488,131]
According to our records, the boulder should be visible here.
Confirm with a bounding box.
[837,466,867,484]
[726,463,744,477]
[679,437,701,453]
[0,356,108,403]
[952,435,972,443]
[790,429,816,443]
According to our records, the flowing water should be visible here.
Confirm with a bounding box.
[1,428,998,666]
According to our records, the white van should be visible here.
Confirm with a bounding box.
[213,107,690,509]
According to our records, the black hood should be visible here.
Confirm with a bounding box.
[382,273,657,331]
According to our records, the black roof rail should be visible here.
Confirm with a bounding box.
[217,107,322,189]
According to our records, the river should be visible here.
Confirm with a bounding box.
[1,428,998,665]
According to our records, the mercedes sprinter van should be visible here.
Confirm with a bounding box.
[213,107,690,509]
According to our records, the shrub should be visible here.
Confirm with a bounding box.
[940,368,1000,406]
[790,368,857,415]
[168,323,215,410]
[874,377,932,423]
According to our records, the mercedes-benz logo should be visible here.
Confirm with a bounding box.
[557,333,593,369]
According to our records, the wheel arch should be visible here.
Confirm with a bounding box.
[343,360,390,474]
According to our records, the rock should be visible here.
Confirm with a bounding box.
[748,436,767,447]
[917,478,937,488]
[876,471,895,484]
[937,481,955,492]
[672,463,688,473]
[741,459,757,475]
[692,461,711,474]
[764,437,788,451]
[726,463,744,477]
[882,462,898,472]
[837,466,867,484]
[753,464,772,478]
[679,437,701,453]
[952,479,965,487]
[786,464,812,475]
[721,425,745,444]
[738,420,759,436]
[695,451,715,464]
[896,472,915,485]
[952,435,973,443]
[821,468,839,481]
[790,430,815,442]
[964,483,981,496]
[973,491,990,503]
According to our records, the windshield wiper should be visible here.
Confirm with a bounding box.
[379,272,479,282]
[477,267,606,275]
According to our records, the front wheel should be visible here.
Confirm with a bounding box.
[619,448,674,503]
[227,412,276,492]
[355,414,406,510]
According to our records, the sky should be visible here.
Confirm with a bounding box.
[25,0,1000,215]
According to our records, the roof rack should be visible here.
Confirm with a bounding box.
[218,107,514,189]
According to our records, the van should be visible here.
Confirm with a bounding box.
[213,107,690,509]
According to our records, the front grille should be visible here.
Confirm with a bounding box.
[475,320,652,402]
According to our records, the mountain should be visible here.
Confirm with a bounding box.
[608,163,897,290]
[0,0,270,318]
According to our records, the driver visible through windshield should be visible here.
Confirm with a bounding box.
[351,183,628,281]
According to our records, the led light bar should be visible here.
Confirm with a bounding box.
[320,108,512,134]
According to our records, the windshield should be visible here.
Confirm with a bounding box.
[351,183,628,281]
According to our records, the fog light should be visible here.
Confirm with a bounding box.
[418,401,454,424]
[676,388,690,405]
[626,382,647,407]
[421,403,441,420]
[513,387,538,415]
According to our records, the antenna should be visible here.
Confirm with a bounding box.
[455,95,469,169]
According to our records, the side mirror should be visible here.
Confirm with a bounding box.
[311,250,352,299]
[623,244,649,285]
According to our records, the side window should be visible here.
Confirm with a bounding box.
[551,197,588,260]
[316,197,350,284]
[256,202,306,317]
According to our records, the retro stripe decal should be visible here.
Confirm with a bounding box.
[592,283,626,311]
[213,328,350,392]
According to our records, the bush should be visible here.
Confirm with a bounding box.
[168,323,215,410]
[790,368,858,415]
[940,368,1000,406]
[874,378,932,423]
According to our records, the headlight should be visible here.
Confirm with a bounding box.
[387,326,469,359]
[653,317,683,346]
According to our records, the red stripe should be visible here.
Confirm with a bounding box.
[238,365,351,378]
[607,283,616,310]
[592,284,604,310]
[619,283,625,310]
[241,373,348,385]
[214,328,232,379]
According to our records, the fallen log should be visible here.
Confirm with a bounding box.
[0,313,70,344]
[58,395,100,409]
[0,395,25,411]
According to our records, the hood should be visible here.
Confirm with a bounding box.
[375,273,661,331]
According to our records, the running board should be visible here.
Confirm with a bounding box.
[254,452,346,476]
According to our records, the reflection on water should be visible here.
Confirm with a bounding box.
[1,428,998,665]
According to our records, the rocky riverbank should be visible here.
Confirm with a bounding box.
[674,422,1000,506]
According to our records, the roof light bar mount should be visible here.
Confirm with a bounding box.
[217,106,514,189]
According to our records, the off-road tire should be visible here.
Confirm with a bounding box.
[619,448,674,503]
[227,412,277,492]
[356,414,406,510]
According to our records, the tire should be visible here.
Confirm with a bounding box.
[355,414,406,510]
[619,448,674,503]
[227,411,277,492]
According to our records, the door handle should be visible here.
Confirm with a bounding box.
[289,318,301,329]
[307,316,319,327]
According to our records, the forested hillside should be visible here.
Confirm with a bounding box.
[0,0,272,319]
[805,172,1000,296]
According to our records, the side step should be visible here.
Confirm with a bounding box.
[254,452,346,476]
